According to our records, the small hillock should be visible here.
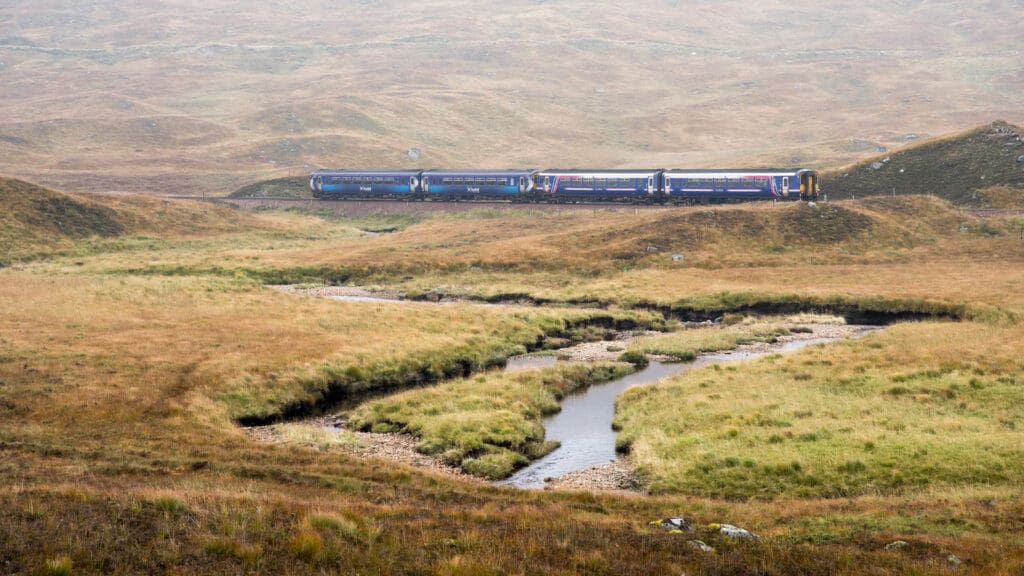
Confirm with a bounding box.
[0,176,252,261]
[229,176,310,199]
[823,121,1024,207]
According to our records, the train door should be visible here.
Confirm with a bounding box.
[410,175,419,194]
[782,176,790,197]
[647,175,654,195]
[518,176,525,193]
[799,172,818,201]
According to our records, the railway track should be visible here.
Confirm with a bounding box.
[204,196,679,216]
[175,196,1024,218]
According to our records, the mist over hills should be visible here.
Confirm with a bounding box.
[1,0,1022,195]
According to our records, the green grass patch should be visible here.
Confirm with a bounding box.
[615,321,1024,499]
[348,363,633,479]
[629,320,792,361]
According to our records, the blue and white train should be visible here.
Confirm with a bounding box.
[309,168,819,203]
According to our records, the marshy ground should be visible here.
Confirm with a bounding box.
[2,177,1024,574]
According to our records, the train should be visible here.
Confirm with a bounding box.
[309,168,819,203]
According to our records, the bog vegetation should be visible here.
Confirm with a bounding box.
[2,175,1024,574]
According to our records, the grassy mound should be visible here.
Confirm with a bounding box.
[229,176,310,199]
[0,176,254,261]
[346,363,633,479]
[823,121,1024,206]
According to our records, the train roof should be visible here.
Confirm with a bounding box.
[421,169,536,174]
[537,168,662,175]
[312,169,422,175]
[663,168,817,174]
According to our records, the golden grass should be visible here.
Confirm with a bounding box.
[2,195,1024,573]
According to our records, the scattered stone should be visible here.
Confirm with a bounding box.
[903,134,919,141]
[671,254,684,262]
[658,517,694,532]
[882,156,891,163]
[646,245,659,253]
[947,554,962,568]
[406,148,421,159]
[869,162,885,170]
[688,540,714,553]
[885,540,909,551]
[710,523,759,540]
[545,459,645,491]
[1016,155,1024,163]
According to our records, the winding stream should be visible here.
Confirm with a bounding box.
[499,337,842,489]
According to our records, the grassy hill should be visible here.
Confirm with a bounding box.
[0,176,253,261]
[229,176,310,199]
[823,121,1024,207]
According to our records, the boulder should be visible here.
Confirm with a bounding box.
[656,517,694,532]
[885,540,909,551]
[709,523,759,540]
[688,540,714,552]
[947,554,962,568]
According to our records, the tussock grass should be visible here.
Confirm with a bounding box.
[615,321,1024,499]
[348,363,633,479]
[629,320,794,361]
[273,423,361,449]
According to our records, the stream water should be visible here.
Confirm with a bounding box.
[499,337,839,489]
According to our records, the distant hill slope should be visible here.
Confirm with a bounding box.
[229,176,310,199]
[0,176,252,260]
[823,122,1024,207]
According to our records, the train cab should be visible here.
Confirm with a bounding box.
[797,169,819,201]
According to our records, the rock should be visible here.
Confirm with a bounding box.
[421,288,444,302]
[885,540,909,551]
[657,517,694,532]
[688,540,714,552]
[1016,155,1024,163]
[947,554,962,568]
[710,523,759,540]
[646,245,659,253]
[406,148,421,160]
[882,156,891,163]
[903,134,920,141]
[671,254,684,262]
[869,162,885,170]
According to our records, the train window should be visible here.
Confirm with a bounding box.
[486,177,496,185]
[476,177,485,185]
[442,177,451,184]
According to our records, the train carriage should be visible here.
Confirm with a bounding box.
[662,169,819,203]
[421,170,536,200]
[536,169,661,202]
[310,170,421,199]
